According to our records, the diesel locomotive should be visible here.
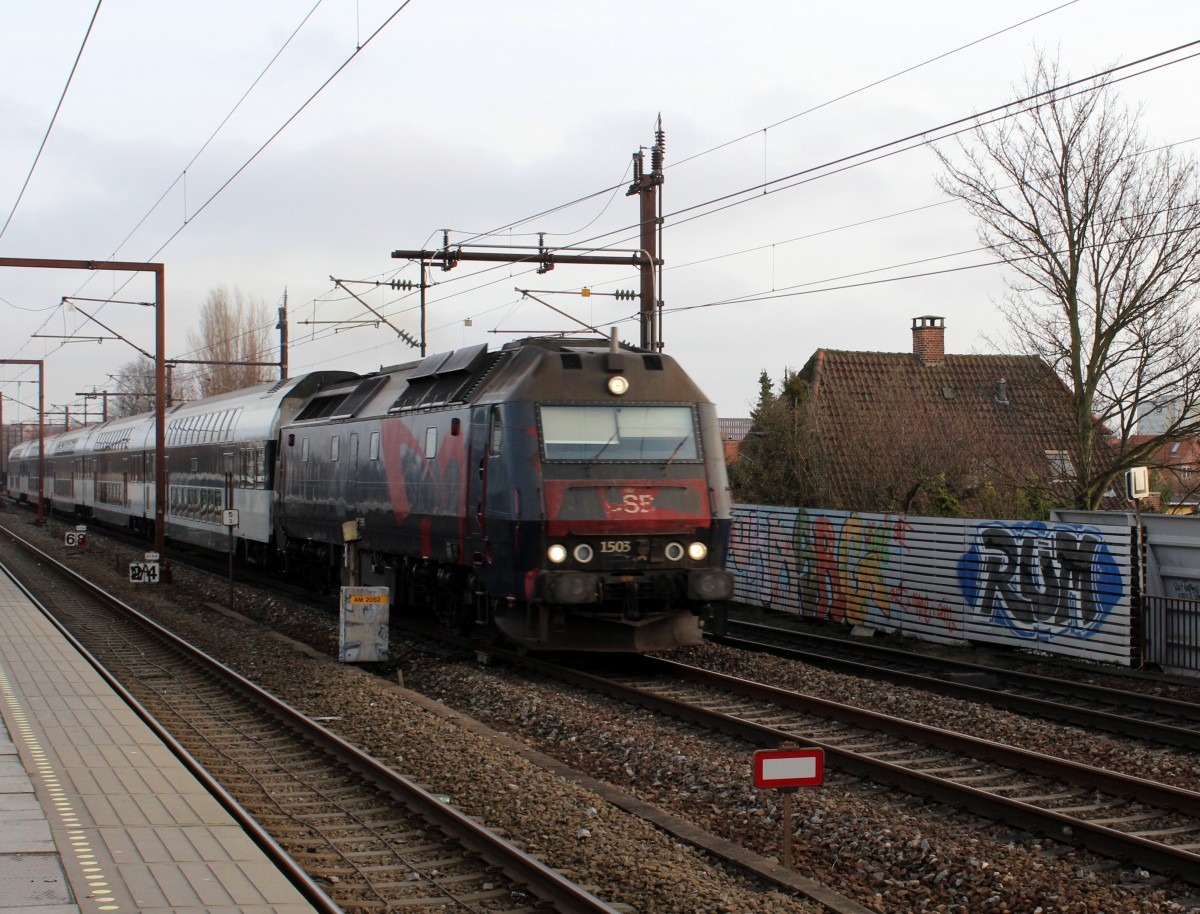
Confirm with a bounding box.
[6,336,734,651]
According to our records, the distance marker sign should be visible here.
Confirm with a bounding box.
[753,748,825,788]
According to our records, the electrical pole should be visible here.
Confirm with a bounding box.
[277,288,289,380]
[390,122,667,351]
[628,115,665,351]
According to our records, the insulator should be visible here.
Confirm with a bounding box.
[652,128,665,174]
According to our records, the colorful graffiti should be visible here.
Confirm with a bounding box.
[957,521,1125,640]
[730,509,795,609]
[794,511,910,626]
[730,506,1133,663]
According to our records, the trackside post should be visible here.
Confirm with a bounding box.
[754,746,824,869]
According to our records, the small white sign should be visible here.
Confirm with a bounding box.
[753,748,825,787]
[130,561,160,584]
[223,509,240,527]
[75,524,87,532]
[144,551,160,561]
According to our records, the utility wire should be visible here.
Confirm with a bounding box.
[4,2,417,391]
[456,39,1200,271]
[0,2,1092,367]
[444,2,1080,255]
[673,0,1081,170]
[661,41,1200,230]
[107,0,328,261]
[141,0,416,264]
[382,37,1200,345]
[0,0,103,244]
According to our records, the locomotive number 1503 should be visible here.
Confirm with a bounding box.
[600,540,631,554]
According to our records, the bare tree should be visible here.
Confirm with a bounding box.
[109,357,198,418]
[185,287,275,397]
[108,358,156,418]
[937,53,1200,509]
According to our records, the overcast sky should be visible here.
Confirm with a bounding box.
[3,0,1199,422]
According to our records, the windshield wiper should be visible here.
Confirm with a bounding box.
[588,431,620,461]
[664,435,691,469]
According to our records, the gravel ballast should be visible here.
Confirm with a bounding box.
[9,511,1200,914]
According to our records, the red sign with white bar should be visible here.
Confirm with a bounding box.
[754,748,825,788]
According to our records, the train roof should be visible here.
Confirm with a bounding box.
[161,371,357,444]
[4,371,358,462]
[283,336,711,426]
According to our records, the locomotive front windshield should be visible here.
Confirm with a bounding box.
[539,405,699,462]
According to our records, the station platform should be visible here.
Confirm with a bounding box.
[0,565,320,913]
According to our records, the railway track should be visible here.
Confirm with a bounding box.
[712,617,1200,750]
[484,648,1200,886]
[0,525,626,914]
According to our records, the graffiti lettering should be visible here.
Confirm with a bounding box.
[888,584,958,632]
[794,512,908,626]
[1170,580,1200,601]
[958,522,1123,640]
[727,509,793,609]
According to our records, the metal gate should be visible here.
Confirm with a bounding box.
[1143,595,1200,674]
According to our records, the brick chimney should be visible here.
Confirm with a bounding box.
[912,315,945,366]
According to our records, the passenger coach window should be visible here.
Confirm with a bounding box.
[539,405,699,462]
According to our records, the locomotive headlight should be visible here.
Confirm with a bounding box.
[607,375,629,396]
[664,542,685,562]
[687,542,708,561]
[547,544,568,564]
[573,543,595,563]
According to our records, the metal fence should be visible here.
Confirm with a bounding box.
[730,505,1137,666]
[1143,595,1200,673]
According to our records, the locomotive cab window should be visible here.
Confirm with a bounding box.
[539,405,699,462]
[369,431,380,460]
[424,427,438,459]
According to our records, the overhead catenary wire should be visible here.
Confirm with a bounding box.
[386,38,1200,338]
[436,1,1083,255]
[0,3,1108,374]
[670,0,1081,171]
[0,0,103,245]
[81,0,1094,372]
[106,0,329,262]
[2,2,417,400]
[263,35,1200,377]
[8,11,1199,411]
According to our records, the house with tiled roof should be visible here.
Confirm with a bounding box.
[789,316,1080,515]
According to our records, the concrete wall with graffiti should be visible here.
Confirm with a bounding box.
[729,505,1135,666]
